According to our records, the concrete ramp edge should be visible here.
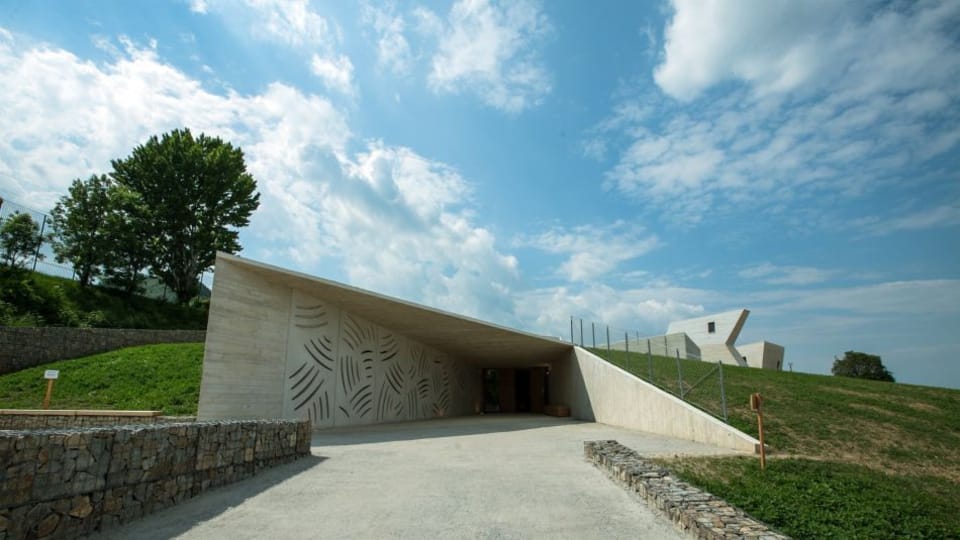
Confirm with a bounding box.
[564,347,759,453]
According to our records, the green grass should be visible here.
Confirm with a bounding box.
[594,348,960,539]
[0,343,203,415]
[0,267,207,329]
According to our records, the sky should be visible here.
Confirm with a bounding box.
[0,0,958,388]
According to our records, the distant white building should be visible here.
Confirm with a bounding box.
[626,309,784,370]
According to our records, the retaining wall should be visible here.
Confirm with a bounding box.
[0,419,311,540]
[0,410,196,431]
[0,328,207,375]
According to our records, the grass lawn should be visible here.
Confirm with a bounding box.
[594,348,960,539]
[0,343,203,415]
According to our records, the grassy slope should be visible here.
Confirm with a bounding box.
[595,348,960,539]
[0,343,203,415]
[0,268,207,329]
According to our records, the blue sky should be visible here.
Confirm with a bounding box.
[1,0,958,388]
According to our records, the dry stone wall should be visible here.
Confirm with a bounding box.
[0,420,310,540]
[0,413,196,431]
[0,328,206,375]
[584,440,790,540]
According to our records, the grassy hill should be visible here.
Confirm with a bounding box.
[597,349,960,539]
[0,268,207,329]
[0,343,203,415]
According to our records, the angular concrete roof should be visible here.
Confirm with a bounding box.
[216,253,572,367]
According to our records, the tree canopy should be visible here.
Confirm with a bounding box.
[50,175,113,287]
[110,128,260,303]
[0,212,44,269]
[831,351,895,382]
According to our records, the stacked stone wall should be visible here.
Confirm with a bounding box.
[584,440,789,539]
[0,420,311,539]
[0,328,206,375]
[0,414,196,431]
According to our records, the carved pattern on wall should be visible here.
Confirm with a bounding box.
[284,291,474,429]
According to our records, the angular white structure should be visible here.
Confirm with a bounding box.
[738,341,785,370]
[197,253,760,453]
[667,310,751,366]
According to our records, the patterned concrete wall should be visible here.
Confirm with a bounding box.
[198,259,479,429]
[282,291,477,429]
[0,328,206,375]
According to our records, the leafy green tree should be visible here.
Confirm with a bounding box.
[0,212,44,269]
[50,175,114,287]
[831,351,895,382]
[100,184,153,296]
[110,128,260,303]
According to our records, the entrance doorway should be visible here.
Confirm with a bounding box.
[482,367,547,413]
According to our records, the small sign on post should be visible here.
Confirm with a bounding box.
[43,370,59,410]
[751,392,766,470]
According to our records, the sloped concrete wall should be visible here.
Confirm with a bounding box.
[551,347,758,453]
[199,258,479,429]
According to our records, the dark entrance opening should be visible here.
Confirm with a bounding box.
[482,367,547,414]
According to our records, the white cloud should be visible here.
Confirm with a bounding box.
[362,2,413,75]
[189,0,208,14]
[310,54,355,95]
[598,1,960,225]
[0,30,522,327]
[518,221,660,282]
[241,0,334,49]
[854,203,960,236]
[419,0,552,113]
[738,263,835,286]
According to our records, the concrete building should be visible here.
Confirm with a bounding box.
[198,253,759,453]
[665,310,784,370]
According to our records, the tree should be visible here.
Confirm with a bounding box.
[50,175,113,287]
[831,351,895,382]
[99,184,153,296]
[0,212,44,269]
[110,128,260,303]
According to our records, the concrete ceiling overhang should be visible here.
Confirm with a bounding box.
[216,253,573,367]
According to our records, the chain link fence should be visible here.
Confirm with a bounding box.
[0,197,75,279]
[569,316,729,423]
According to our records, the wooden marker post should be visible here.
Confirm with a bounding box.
[750,392,766,470]
[43,370,59,409]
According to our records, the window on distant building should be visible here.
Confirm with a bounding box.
[707,321,715,333]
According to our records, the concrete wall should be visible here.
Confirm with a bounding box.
[199,258,479,429]
[0,420,310,540]
[550,347,758,453]
[0,328,207,375]
[612,333,701,360]
[739,341,784,370]
[667,310,748,347]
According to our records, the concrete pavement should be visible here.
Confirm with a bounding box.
[93,415,742,539]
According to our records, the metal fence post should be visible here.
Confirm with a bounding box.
[32,214,47,272]
[580,319,584,347]
[623,332,629,371]
[718,361,728,423]
[676,348,684,400]
[592,323,596,348]
[647,340,653,381]
[606,326,611,356]
[570,316,574,343]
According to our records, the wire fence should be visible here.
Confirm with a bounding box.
[569,316,729,423]
[0,197,76,279]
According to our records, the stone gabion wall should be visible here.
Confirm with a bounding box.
[0,415,196,431]
[0,328,207,375]
[0,420,311,540]
[584,440,790,540]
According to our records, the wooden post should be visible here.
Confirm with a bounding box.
[751,392,766,470]
[43,379,55,409]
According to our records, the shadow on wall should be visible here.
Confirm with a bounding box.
[94,456,328,540]
[309,414,588,447]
